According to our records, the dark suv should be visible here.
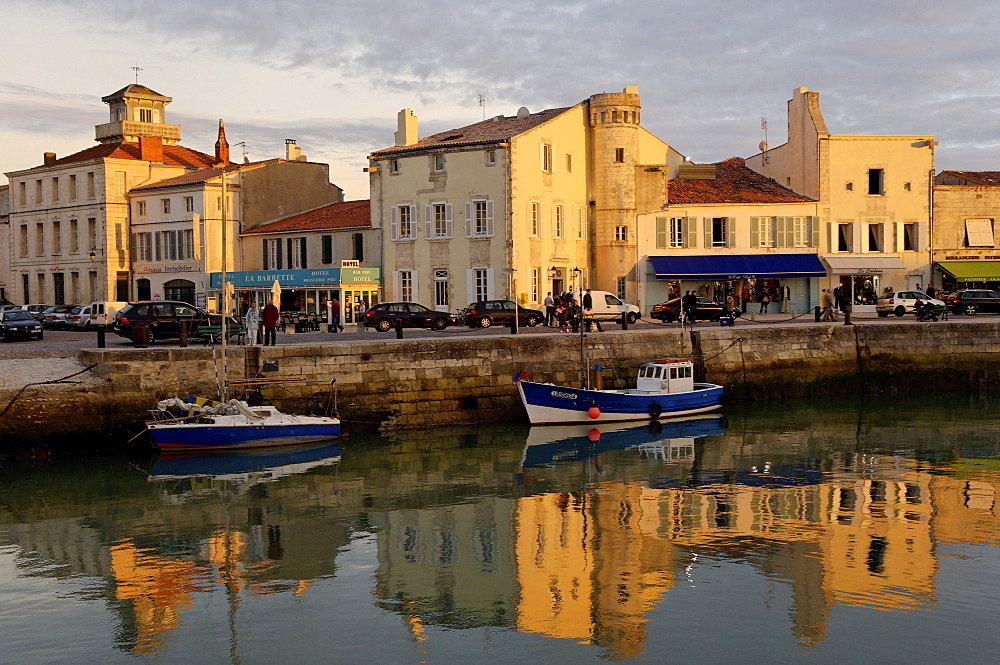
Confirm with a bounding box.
[113,301,217,342]
[363,302,459,332]
[943,289,1000,315]
[462,300,543,328]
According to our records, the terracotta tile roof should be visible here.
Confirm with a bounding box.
[937,170,1000,186]
[49,141,219,169]
[243,200,371,234]
[130,160,281,191]
[668,157,815,205]
[370,107,573,157]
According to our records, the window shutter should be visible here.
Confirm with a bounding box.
[727,218,736,248]
[811,216,820,248]
[656,217,667,249]
[537,204,543,238]
[750,217,759,248]
[686,217,697,248]
[785,217,795,247]
[154,232,161,261]
[486,200,494,237]
[465,201,473,238]
[411,270,419,302]
[772,217,783,248]
[393,270,401,300]
[445,203,453,238]
[425,205,432,238]
[540,143,546,171]
[704,218,712,248]
[390,207,399,241]
[486,269,495,300]
[466,268,476,304]
[322,235,332,264]
[275,239,283,269]
[301,238,308,269]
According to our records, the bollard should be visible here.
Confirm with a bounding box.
[96,326,106,348]
[133,323,149,348]
[593,364,603,391]
[621,314,628,330]
[814,306,821,323]
[178,320,188,347]
[843,305,853,326]
[510,315,517,334]
[395,318,404,339]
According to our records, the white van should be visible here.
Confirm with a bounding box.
[90,301,128,328]
[573,290,641,323]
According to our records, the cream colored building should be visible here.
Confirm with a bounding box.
[746,87,935,309]
[368,87,683,311]
[0,185,9,303]
[931,171,1000,289]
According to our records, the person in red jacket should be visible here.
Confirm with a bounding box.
[262,302,279,346]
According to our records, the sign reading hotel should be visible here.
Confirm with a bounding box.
[210,267,381,288]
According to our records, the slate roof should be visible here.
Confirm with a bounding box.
[101,84,170,101]
[370,107,573,157]
[668,157,815,205]
[47,141,219,169]
[243,200,371,234]
[937,171,1000,186]
[130,160,281,191]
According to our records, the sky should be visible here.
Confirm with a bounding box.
[3,0,999,200]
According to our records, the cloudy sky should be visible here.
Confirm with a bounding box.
[3,0,998,199]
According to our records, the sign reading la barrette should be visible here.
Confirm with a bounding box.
[209,267,381,288]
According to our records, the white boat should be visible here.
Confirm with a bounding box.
[516,358,723,425]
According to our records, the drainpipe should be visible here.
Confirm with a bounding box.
[927,140,936,288]
[501,142,512,299]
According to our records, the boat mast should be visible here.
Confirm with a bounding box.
[220,167,228,402]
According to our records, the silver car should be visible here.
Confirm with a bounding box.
[876,291,945,317]
[64,305,94,329]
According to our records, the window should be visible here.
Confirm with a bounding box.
[474,268,489,302]
[161,199,171,214]
[87,218,96,251]
[135,232,152,261]
[577,207,584,239]
[615,225,628,242]
[399,270,413,301]
[565,154,572,172]
[540,143,553,172]
[390,159,400,174]
[35,179,42,204]
[321,235,333,264]
[19,225,28,257]
[434,270,449,309]
[846,182,854,191]
[838,223,853,252]
[393,204,416,241]
[52,221,61,254]
[113,171,126,196]
[86,172,95,199]
[433,154,445,172]
[486,151,496,166]
[35,223,44,256]
[615,148,625,163]
[655,217,692,249]
[554,205,564,238]
[158,230,194,261]
[965,219,995,247]
[903,182,911,192]
[69,220,79,254]
[868,223,884,252]
[752,217,776,247]
[69,175,77,200]
[136,200,146,216]
[426,202,452,239]
[51,177,59,201]
[530,201,541,236]
[616,276,627,301]
[903,223,917,251]
[262,238,283,270]
[466,199,493,238]
[868,168,884,196]
[184,196,194,212]
[292,237,307,268]
[531,267,539,303]
[53,273,64,305]
[139,108,153,122]
[352,233,364,262]
[791,217,813,247]
[705,217,731,248]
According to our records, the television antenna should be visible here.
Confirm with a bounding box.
[234,140,249,163]
[478,93,486,120]
[759,116,770,168]
[131,63,142,84]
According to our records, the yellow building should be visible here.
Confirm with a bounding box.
[931,171,1000,290]
[746,87,935,311]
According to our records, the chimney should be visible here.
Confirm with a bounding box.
[43,152,56,165]
[138,136,163,163]
[214,119,230,165]
[285,139,302,160]
[394,109,418,146]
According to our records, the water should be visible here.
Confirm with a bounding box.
[2,393,999,664]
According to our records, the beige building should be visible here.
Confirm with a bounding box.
[0,184,9,303]
[746,87,935,310]
[931,171,1000,289]
[368,87,683,311]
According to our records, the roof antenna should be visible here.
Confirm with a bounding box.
[235,140,250,163]
[131,63,142,84]
[478,93,486,120]
[759,116,771,177]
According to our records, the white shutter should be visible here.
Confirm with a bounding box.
[704,218,712,248]
[656,217,667,249]
[486,268,495,300]
[391,206,399,241]
[785,217,795,247]
[393,270,401,301]
[425,205,432,238]
[727,218,736,248]
[540,143,546,171]
[486,200,494,237]
[411,271,420,304]
[445,203,453,238]
[750,217,760,248]
[686,217,697,248]
[810,216,820,248]
[537,204,543,238]
[465,201,473,238]
[466,268,476,305]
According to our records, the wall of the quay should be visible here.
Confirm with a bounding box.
[2,322,1000,443]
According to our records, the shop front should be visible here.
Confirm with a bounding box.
[822,257,909,312]
[210,266,381,323]
[648,254,825,314]
[935,260,1000,292]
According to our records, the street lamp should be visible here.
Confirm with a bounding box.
[89,250,97,262]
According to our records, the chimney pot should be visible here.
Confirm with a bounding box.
[44,152,56,165]
[138,136,164,163]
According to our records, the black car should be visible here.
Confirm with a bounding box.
[462,300,544,328]
[363,302,459,332]
[113,301,218,342]
[943,289,1000,315]
[649,296,727,322]
[1,310,44,341]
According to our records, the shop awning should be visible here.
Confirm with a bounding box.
[650,254,826,279]
[822,256,907,274]
[936,261,1000,282]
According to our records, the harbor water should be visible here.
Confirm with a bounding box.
[1,392,999,663]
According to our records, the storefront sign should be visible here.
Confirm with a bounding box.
[943,256,982,260]
[210,267,382,288]
[139,265,196,273]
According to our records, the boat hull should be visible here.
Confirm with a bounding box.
[517,380,723,425]
[148,421,341,451]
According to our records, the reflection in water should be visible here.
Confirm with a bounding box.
[1,395,999,662]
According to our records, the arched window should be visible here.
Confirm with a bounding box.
[164,279,195,305]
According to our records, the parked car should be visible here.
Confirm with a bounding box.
[1,309,44,341]
[42,305,78,329]
[64,304,94,329]
[113,301,217,342]
[570,290,641,323]
[943,289,1000,315]
[363,302,459,332]
[462,300,544,328]
[650,296,727,322]
[876,291,946,317]
[18,304,50,321]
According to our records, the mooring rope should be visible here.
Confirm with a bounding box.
[0,363,99,419]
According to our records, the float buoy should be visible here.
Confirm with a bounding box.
[588,428,601,441]
[648,402,662,418]
[587,406,601,419]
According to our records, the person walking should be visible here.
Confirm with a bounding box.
[926,284,936,298]
[330,297,344,333]
[544,292,555,326]
[583,289,593,311]
[262,302,279,345]
[759,291,770,314]
[833,285,843,312]
[682,290,698,324]
[821,289,837,321]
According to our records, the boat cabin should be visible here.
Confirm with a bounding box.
[635,359,694,393]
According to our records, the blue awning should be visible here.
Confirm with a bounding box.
[650,254,826,279]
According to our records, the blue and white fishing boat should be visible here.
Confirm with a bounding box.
[516,358,723,425]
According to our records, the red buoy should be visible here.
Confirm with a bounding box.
[588,428,601,441]
[587,406,600,419]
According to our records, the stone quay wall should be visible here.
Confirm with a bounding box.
[3,321,1000,440]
